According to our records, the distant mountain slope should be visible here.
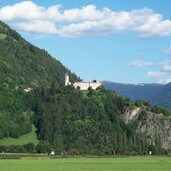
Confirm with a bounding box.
[149,83,171,109]
[102,81,171,109]
[102,81,164,101]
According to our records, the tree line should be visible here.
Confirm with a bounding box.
[29,85,167,155]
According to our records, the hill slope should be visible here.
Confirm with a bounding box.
[30,85,171,155]
[0,125,38,146]
[0,21,78,88]
[0,21,78,139]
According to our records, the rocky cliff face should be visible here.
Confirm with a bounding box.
[123,107,171,149]
[122,107,142,124]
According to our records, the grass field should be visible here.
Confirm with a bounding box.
[0,125,39,146]
[0,156,170,171]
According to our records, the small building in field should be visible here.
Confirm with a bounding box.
[65,73,101,90]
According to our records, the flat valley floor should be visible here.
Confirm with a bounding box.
[0,156,171,171]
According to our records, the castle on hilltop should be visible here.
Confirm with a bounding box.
[65,73,101,90]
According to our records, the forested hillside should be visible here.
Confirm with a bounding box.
[29,85,168,155]
[0,21,77,139]
[0,84,31,138]
[0,21,78,88]
[0,21,170,155]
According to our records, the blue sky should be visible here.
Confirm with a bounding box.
[1,0,171,84]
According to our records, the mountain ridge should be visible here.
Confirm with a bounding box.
[0,21,78,88]
[102,80,171,109]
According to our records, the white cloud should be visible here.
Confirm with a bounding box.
[159,77,171,84]
[146,60,171,84]
[1,1,171,37]
[146,71,168,78]
[164,45,171,56]
[12,21,58,34]
[129,60,154,67]
[162,60,171,72]
[0,1,60,34]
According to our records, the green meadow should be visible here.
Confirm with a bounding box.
[0,125,39,146]
[0,156,170,171]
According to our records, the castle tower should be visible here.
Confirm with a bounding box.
[65,73,71,86]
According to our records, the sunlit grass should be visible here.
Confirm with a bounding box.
[0,125,39,146]
[0,156,170,171]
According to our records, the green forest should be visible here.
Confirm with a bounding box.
[0,21,169,155]
[0,20,76,145]
[31,85,167,155]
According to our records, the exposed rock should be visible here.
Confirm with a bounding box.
[122,106,142,124]
[123,107,171,149]
[138,112,171,149]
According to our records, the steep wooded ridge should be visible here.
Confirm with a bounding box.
[0,21,77,88]
[102,81,171,109]
[0,21,171,155]
[0,21,77,139]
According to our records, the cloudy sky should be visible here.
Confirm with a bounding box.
[1,0,171,84]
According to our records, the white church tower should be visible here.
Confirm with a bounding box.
[65,73,71,86]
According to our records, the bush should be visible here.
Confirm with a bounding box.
[23,143,35,153]
[36,141,51,153]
